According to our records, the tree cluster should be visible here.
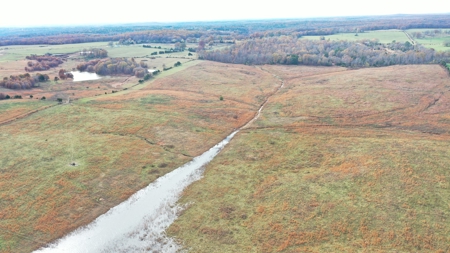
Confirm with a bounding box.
[0,73,48,89]
[24,55,65,72]
[199,37,450,67]
[76,58,149,77]
[58,69,73,80]
[80,48,108,58]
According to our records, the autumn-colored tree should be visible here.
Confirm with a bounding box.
[198,40,206,51]
[59,69,67,80]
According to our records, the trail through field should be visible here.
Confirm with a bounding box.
[33,70,285,252]
[403,31,416,45]
[0,104,58,127]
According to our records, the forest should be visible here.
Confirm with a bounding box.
[1,14,450,46]
[199,37,450,67]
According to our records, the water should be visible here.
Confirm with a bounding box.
[34,131,238,253]
[34,74,284,253]
[70,71,102,82]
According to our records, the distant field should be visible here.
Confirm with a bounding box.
[169,64,450,252]
[0,41,216,62]
[0,61,281,252]
[405,29,450,51]
[302,30,411,44]
[0,42,106,62]
[414,37,450,51]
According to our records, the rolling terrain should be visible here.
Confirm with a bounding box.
[0,61,279,252]
[168,64,450,252]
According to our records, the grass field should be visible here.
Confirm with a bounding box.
[0,61,281,252]
[414,37,450,52]
[302,30,411,44]
[168,64,450,252]
[405,29,450,51]
[0,42,209,62]
[0,100,53,123]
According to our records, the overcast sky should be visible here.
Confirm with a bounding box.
[0,0,449,27]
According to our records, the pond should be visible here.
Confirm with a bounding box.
[70,71,102,82]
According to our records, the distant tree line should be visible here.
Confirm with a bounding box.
[0,73,49,89]
[1,15,450,46]
[410,29,450,39]
[0,93,24,100]
[24,55,65,72]
[199,37,450,67]
[76,58,149,78]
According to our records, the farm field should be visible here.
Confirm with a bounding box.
[406,29,450,51]
[414,37,450,52]
[0,60,281,252]
[302,29,411,44]
[168,64,450,252]
[0,42,214,62]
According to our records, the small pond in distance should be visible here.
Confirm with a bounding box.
[70,71,102,82]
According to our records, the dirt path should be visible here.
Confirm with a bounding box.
[403,31,416,45]
[0,104,58,127]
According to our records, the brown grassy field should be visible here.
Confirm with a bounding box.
[0,60,280,252]
[168,64,450,252]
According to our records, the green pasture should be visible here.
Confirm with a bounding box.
[415,37,450,51]
[0,42,200,62]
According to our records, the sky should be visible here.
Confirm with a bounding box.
[0,0,449,27]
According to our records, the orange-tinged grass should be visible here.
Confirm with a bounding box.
[168,64,450,252]
[0,100,53,123]
[256,65,450,134]
[169,128,450,253]
[0,61,280,252]
[143,61,281,106]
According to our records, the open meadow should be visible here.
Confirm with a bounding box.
[168,64,450,252]
[0,57,281,252]
[1,25,450,252]
[406,29,450,52]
